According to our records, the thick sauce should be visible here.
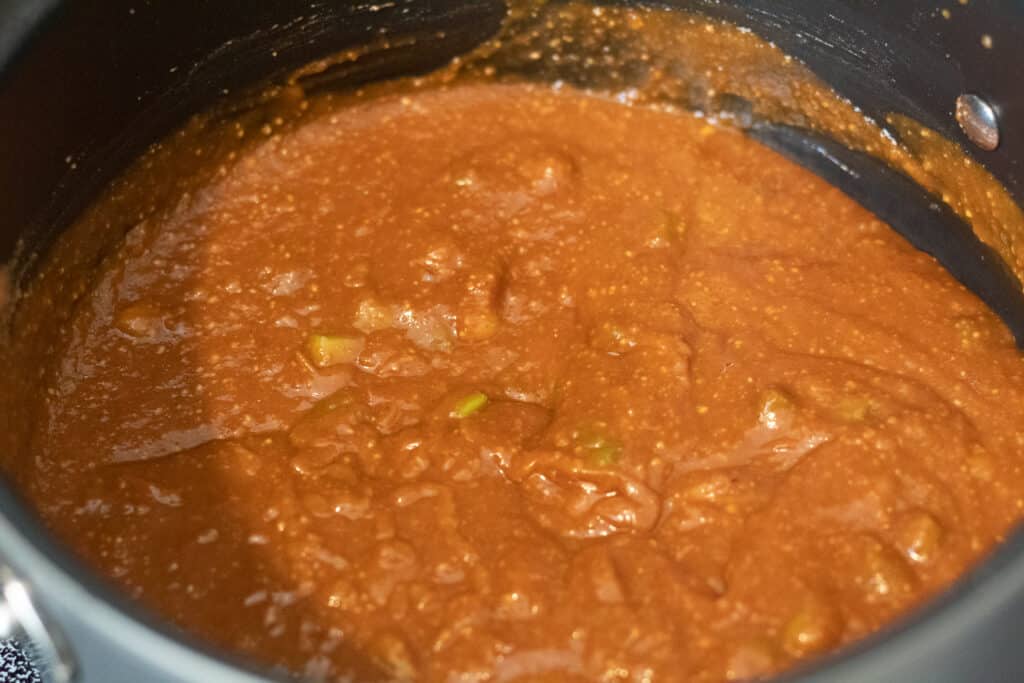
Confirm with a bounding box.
[21,82,1024,681]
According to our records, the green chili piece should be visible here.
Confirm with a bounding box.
[451,392,489,419]
[588,442,623,467]
[575,429,623,467]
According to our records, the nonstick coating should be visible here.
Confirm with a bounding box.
[1,2,1024,682]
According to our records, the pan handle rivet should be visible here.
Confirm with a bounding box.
[956,93,1000,151]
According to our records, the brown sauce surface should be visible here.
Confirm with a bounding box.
[17,79,1024,682]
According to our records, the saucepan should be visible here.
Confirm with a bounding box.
[1,1,1023,681]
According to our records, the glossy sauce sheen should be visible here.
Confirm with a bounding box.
[27,83,1024,681]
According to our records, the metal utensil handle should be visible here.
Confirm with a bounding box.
[0,565,77,683]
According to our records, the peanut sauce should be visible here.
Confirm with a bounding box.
[6,5,1024,683]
